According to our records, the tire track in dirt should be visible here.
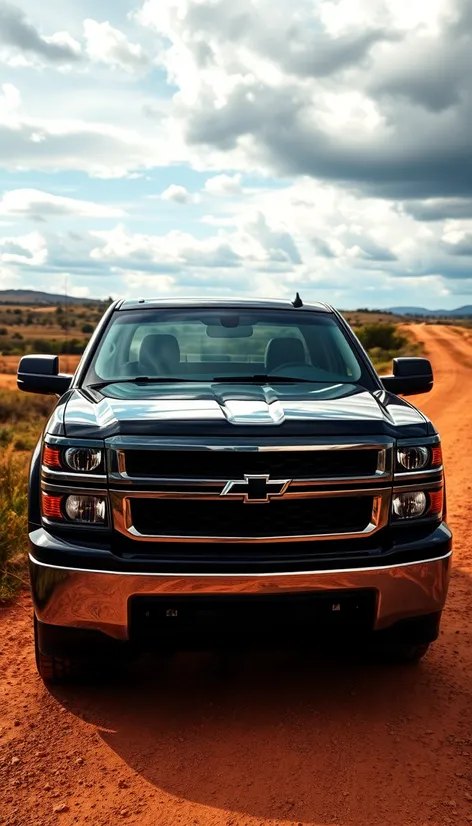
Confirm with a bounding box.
[1,325,472,826]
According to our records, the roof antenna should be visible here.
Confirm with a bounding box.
[292,292,303,308]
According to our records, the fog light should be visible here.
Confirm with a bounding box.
[64,447,102,473]
[397,446,429,471]
[64,494,107,524]
[393,491,427,519]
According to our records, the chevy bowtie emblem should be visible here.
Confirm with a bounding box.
[221,474,291,504]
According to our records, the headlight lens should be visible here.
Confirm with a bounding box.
[64,494,107,524]
[397,446,430,471]
[64,447,102,473]
[392,491,427,519]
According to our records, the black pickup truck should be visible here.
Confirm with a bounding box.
[18,297,452,682]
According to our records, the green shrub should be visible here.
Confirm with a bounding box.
[356,323,407,352]
[354,323,423,373]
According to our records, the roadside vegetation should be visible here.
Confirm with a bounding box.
[354,322,424,374]
[0,391,55,600]
[0,302,424,601]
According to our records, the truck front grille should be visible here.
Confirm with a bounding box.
[108,438,392,544]
[123,448,380,480]
[129,496,374,539]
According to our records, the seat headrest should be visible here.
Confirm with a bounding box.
[138,334,181,375]
[265,337,306,373]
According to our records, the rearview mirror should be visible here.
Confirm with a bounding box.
[17,355,73,396]
[206,325,254,338]
[381,357,433,396]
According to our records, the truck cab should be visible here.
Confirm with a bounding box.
[18,297,452,681]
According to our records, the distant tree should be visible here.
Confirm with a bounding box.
[81,323,94,333]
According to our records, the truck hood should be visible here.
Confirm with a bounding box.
[53,380,430,439]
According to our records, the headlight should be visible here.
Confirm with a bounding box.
[64,447,102,473]
[392,491,427,519]
[41,492,108,525]
[64,494,107,524]
[397,446,430,471]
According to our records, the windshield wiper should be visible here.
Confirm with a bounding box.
[90,374,328,390]
[90,377,195,389]
[212,375,318,383]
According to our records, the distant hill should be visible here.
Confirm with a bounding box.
[0,289,97,305]
[388,305,472,317]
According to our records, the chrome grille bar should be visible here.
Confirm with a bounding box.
[110,487,391,543]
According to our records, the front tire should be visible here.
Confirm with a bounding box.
[34,615,84,683]
[381,641,431,664]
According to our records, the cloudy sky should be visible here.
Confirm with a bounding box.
[0,0,471,308]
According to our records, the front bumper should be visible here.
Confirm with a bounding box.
[29,538,452,642]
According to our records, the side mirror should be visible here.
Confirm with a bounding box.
[17,355,73,396]
[381,357,433,396]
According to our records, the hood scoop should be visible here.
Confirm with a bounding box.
[222,398,285,425]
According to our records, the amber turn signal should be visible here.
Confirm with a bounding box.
[428,490,444,515]
[430,446,443,468]
[43,446,62,469]
[41,492,63,520]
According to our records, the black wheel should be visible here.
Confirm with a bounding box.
[376,641,431,665]
[34,615,84,683]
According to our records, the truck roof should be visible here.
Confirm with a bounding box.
[117,297,332,312]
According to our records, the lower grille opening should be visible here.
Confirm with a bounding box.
[129,590,378,642]
[129,496,374,539]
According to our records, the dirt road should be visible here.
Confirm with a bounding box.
[1,324,472,826]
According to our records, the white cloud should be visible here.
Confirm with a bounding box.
[135,0,472,202]
[0,84,167,177]
[83,19,150,72]
[0,82,21,114]
[87,210,303,281]
[0,230,47,265]
[0,2,81,65]
[204,173,242,196]
[65,284,91,298]
[90,224,243,270]
[161,184,195,204]
[0,188,124,219]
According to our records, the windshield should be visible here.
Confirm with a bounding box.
[85,308,366,385]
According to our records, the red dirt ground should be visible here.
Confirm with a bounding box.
[1,324,472,826]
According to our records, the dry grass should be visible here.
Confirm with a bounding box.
[0,391,55,600]
[0,374,18,389]
[0,446,31,600]
[0,354,82,374]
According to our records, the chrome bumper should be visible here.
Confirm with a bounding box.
[29,552,452,641]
